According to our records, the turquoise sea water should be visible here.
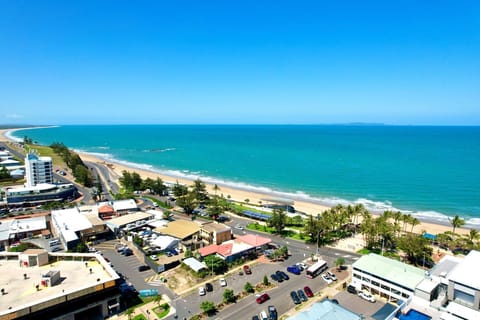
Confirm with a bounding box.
[10,125,480,226]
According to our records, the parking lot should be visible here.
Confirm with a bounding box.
[334,290,388,319]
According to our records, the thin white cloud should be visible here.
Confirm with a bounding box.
[4,113,24,119]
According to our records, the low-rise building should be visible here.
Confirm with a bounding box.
[199,222,232,245]
[351,253,425,303]
[0,250,121,319]
[5,183,78,205]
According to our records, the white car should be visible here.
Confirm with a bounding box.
[198,287,206,296]
[358,291,376,303]
[235,224,244,230]
[220,278,227,287]
[296,262,307,270]
[150,255,158,261]
[326,271,337,281]
[321,274,333,284]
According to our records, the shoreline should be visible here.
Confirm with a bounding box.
[0,128,475,235]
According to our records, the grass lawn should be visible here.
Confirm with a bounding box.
[133,315,147,320]
[143,195,173,209]
[27,144,67,168]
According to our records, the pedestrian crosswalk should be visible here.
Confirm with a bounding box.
[145,275,166,287]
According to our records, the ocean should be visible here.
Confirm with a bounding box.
[9,125,480,227]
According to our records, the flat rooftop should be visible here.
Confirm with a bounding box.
[447,250,480,290]
[0,252,118,316]
[353,253,425,291]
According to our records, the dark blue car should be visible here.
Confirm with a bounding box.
[287,265,301,275]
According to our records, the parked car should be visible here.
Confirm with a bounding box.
[326,271,337,281]
[259,310,268,320]
[123,248,133,256]
[268,305,278,320]
[290,291,301,304]
[198,287,206,296]
[296,262,307,270]
[243,265,252,274]
[220,278,227,287]
[205,283,213,292]
[149,254,158,261]
[358,290,376,303]
[287,265,302,275]
[321,273,333,284]
[303,286,314,298]
[235,224,244,230]
[270,273,282,282]
[297,289,308,302]
[276,270,289,281]
[256,293,270,304]
[138,265,150,272]
[252,315,260,320]
[347,285,357,294]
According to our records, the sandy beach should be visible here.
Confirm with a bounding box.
[0,128,472,236]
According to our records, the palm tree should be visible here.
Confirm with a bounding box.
[450,215,465,234]
[213,184,220,195]
[410,217,420,233]
[468,229,479,244]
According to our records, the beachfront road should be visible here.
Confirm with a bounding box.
[225,215,361,266]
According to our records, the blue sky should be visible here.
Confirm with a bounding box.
[0,1,479,125]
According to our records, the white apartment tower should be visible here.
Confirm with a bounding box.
[25,152,53,187]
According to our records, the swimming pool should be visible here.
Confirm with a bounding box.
[399,309,432,320]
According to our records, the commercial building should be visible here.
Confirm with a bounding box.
[24,152,53,187]
[198,234,271,263]
[351,253,425,303]
[0,250,121,319]
[4,183,78,205]
[51,207,109,250]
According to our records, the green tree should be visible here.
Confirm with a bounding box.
[152,177,167,195]
[335,257,345,271]
[268,208,287,234]
[397,234,432,266]
[244,282,254,293]
[203,255,227,275]
[263,275,269,286]
[176,191,197,214]
[207,196,224,218]
[191,179,209,203]
[184,249,193,259]
[0,166,11,180]
[223,288,236,303]
[200,301,216,314]
[450,215,465,234]
[154,294,162,307]
[172,181,188,197]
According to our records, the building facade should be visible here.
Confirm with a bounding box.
[25,152,53,187]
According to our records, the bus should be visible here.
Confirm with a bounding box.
[306,260,328,278]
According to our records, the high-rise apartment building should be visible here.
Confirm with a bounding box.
[25,152,53,187]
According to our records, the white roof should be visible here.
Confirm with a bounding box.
[9,216,46,234]
[147,219,169,228]
[150,236,178,250]
[112,199,137,211]
[0,220,14,241]
[416,277,440,294]
[445,301,480,320]
[52,208,92,242]
[0,159,20,165]
[6,183,57,193]
[447,250,480,290]
[183,257,207,272]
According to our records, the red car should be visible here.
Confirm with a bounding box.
[243,265,252,274]
[303,286,314,298]
[256,293,270,304]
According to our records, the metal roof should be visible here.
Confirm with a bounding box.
[353,253,425,291]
